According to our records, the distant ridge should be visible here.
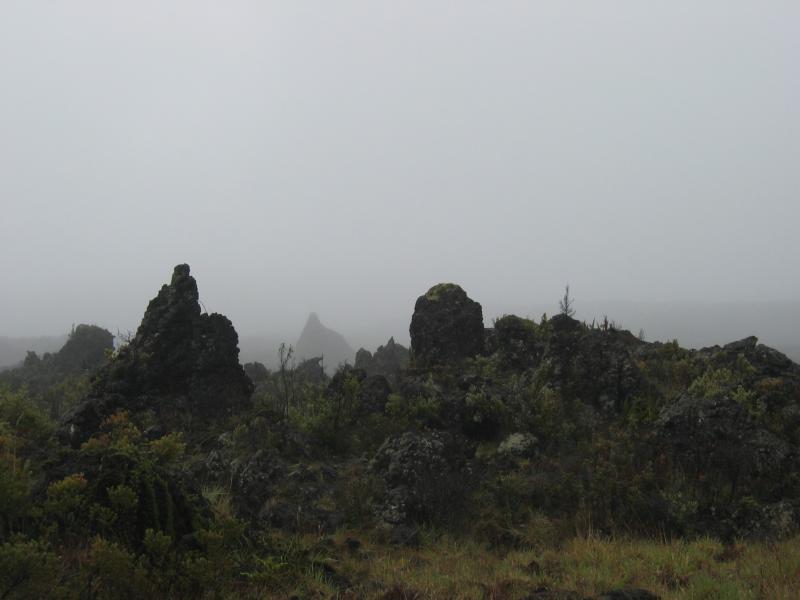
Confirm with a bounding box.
[295,313,354,372]
[0,335,67,368]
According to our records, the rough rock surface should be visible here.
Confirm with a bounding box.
[699,336,798,377]
[655,391,796,538]
[489,315,542,370]
[243,361,269,383]
[354,337,410,384]
[357,374,392,416]
[52,324,114,372]
[409,283,484,367]
[655,393,792,479]
[370,431,473,536]
[62,264,252,446]
[324,366,391,417]
[295,356,326,385]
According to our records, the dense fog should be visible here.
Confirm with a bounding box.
[1,2,798,363]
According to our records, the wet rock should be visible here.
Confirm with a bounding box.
[243,361,269,383]
[570,329,641,414]
[655,393,791,478]
[325,365,367,401]
[52,324,114,373]
[231,449,287,518]
[655,392,796,539]
[701,336,797,378]
[409,283,484,367]
[358,375,392,416]
[370,430,473,528]
[490,315,542,370]
[295,356,326,384]
[355,337,410,383]
[61,265,252,446]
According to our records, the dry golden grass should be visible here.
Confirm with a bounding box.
[272,530,800,599]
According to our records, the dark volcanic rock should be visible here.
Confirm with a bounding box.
[325,365,367,401]
[655,393,791,480]
[370,430,473,532]
[571,329,642,413]
[700,336,798,378]
[355,337,410,384]
[490,315,541,370]
[231,449,287,518]
[324,365,392,418]
[243,361,269,383]
[655,392,796,538]
[295,356,326,385]
[62,264,252,446]
[52,324,114,372]
[409,283,484,367]
[358,374,392,416]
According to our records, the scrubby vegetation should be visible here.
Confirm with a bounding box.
[1,265,798,599]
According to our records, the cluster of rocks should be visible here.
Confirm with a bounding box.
[369,430,475,544]
[354,336,410,384]
[324,365,392,418]
[61,265,252,447]
[45,267,800,548]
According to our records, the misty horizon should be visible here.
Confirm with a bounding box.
[2,2,798,359]
[2,269,799,367]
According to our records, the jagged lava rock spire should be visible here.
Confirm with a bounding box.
[62,264,252,446]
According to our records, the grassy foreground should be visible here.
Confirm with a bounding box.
[272,532,800,599]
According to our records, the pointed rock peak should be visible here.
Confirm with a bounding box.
[172,263,191,282]
[296,312,354,372]
[167,263,199,303]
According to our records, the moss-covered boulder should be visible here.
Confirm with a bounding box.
[409,283,484,367]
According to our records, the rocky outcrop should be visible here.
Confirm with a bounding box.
[358,375,392,416]
[354,337,410,384]
[488,315,542,370]
[295,313,354,373]
[654,391,797,539]
[324,366,390,417]
[61,265,252,447]
[655,393,792,482]
[243,361,269,384]
[409,284,484,367]
[699,336,798,378]
[370,431,474,538]
[295,356,326,385]
[52,325,114,373]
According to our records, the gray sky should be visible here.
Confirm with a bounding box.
[1,2,798,352]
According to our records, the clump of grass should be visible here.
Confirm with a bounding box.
[303,531,800,600]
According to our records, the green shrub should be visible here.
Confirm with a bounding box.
[0,540,62,599]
